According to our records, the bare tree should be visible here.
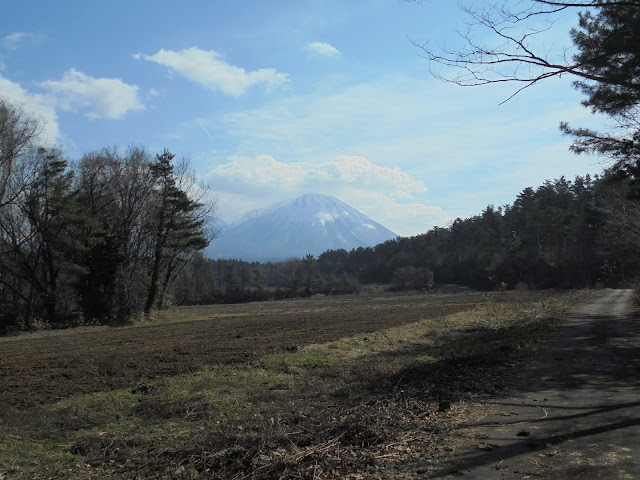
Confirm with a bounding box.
[0,98,42,206]
[74,146,157,321]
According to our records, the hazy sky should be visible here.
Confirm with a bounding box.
[0,1,606,236]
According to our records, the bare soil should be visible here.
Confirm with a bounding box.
[0,292,476,415]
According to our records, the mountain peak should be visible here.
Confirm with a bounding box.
[285,193,342,210]
[207,194,396,261]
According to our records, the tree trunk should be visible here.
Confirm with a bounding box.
[144,243,163,316]
[157,260,177,310]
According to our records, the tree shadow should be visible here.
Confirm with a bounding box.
[341,307,640,477]
[429,415,640,478]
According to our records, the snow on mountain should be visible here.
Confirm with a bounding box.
[206,193,397,261]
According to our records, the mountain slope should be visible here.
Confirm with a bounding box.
[206,193,397,261]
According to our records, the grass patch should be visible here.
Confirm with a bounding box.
[258,349,343,374]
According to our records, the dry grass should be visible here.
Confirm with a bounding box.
[0,289,602,479]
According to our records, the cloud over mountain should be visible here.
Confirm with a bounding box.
[314,155,426,192]
[209,155,426,193]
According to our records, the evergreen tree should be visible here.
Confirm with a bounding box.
[18,148,89,326]
[144,149,210,315]
[561,4,640,189]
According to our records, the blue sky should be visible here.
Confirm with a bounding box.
[1,1,606,236]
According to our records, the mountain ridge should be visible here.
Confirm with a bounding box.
[206,193,397,261]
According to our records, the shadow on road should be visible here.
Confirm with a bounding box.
[424,289,640,479]
[341,289,640,478]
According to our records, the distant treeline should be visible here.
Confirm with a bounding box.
[337,172,638,290]
[173,171,640,305]
[172,253,363,305]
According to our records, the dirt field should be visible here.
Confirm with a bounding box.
[1,289,603,479]
[0,292,477,415]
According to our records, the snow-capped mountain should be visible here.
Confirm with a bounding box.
[206,193,397,261]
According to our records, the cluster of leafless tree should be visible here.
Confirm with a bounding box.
[172,254,362,305]
[0,98,216,332]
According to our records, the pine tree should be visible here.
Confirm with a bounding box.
[144,149,210,315]
[561,4,640,177]
[21,148,89,325]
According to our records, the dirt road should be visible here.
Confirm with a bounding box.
[430,289,640,479]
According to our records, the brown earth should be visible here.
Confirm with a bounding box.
[0,292,477,416]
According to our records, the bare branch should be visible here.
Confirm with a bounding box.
[413,0,640,101]
[0,98,42,206]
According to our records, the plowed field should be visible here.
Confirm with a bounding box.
[0,292,478,415]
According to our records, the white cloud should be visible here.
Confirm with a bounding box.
[0,74,60,145]
[208,154,425,196]
[206,153,441,235]
[314,155,426,192]
[39,68,144,119]
[209,155,304,190]
[135,47,290,97]
[2,32,35,50]
[307,41,340,57]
